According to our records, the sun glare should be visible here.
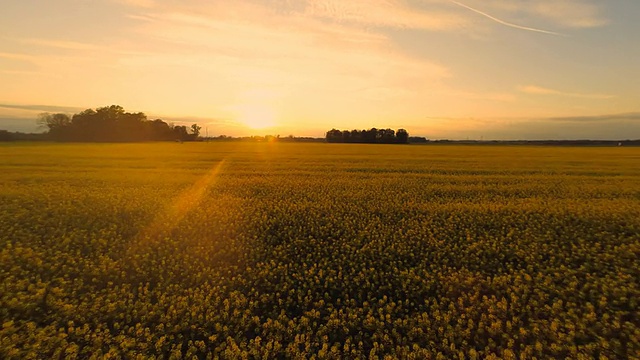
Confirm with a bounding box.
[237,104,277,130]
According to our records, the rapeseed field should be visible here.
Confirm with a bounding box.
[1,142,638,358]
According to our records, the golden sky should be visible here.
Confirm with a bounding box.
[1,0,639,139]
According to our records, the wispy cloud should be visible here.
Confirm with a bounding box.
[547,112,640,122]
[470,0,608,30]
[443,89,517,102]
[305,0,466,30]
[118,1,452,113]
[113,0,155,8]
[19,38,107,52]
[0,50,87,78]
[0,104,85,113]
[529,1,608,29]
[518,85,614,99]
[0,44,113,78]
[417,112,640,140]
[0,52,37,62]
[444,0,564,36]
[0,70,44,76]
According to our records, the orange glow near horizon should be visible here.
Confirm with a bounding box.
[235,104,278,130]
[0,1,638,139]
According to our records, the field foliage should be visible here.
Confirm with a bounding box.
[1,142,639,359]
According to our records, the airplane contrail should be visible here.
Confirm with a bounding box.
[447,0,565,36]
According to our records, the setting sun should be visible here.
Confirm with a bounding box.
[236,104,277,130]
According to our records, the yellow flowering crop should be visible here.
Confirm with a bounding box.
[0,142,638,358]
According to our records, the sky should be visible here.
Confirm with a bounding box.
[1,0,639,139]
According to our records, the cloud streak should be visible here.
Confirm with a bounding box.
[0,52,37,62]
[19,38,108,52]
[0,104,85,113]
[113,0,155,8]
[305,0,466,30]
[445,0,565,36]
[518,85,614,99]
[547,112,640,123]
[416,112,640,140]
[530,1,608,29]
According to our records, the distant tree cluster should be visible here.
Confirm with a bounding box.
[0,130,48,142]
[326,128,409,144]
[38,105,200,142]
[408,136,429,143]
[0,130,14,141]
[202,135,325,143]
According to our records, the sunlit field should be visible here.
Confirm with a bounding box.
[1,142,638,359]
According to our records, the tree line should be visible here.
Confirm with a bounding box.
[326,128,409,144]
[38,105,201,142]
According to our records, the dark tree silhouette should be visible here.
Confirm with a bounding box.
[38,105,199,142]
[38,113,72,140]
[326,128,410,144]
[326,129,343,143]
[172,125,191,142]
[396,129,409,144]
[190,123,202,139]
[148,119,176,141]
[0,130,14,141]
